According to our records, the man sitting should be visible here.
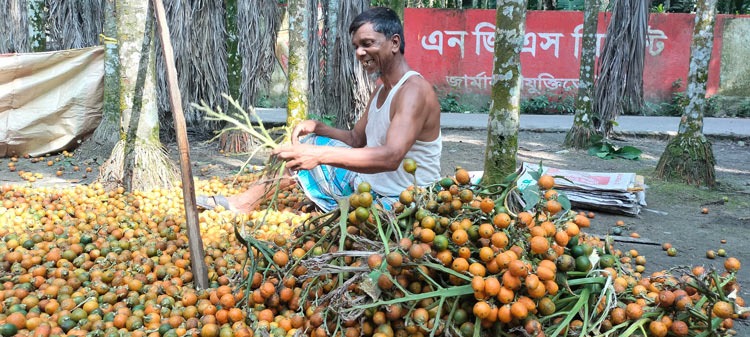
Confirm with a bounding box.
[198,7,441,213]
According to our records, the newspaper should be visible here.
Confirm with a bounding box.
[517,163,646,216]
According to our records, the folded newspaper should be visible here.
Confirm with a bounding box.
[516,163,647,216]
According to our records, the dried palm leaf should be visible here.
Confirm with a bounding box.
[156,0,226,141]
[593,0,648,138]
[238,0,281,107]
[326,0,373,129]
[47,0,103,50]
[156,0,193,140]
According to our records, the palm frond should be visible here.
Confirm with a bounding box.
[327,0,373,129]
[47,0,103,50]
[238,0,282,108]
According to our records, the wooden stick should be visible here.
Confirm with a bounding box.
[151,0,209,289]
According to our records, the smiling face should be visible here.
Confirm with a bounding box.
[351,23,400,81]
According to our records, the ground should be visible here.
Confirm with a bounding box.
[2,129,749,333]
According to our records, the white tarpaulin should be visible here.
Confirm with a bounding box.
[0,46,104,157]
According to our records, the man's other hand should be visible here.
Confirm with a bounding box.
[291,120,319,144]
[272,144,322,171]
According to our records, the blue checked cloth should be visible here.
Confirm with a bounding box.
[294,135,397,212]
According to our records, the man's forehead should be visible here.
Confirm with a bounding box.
[353,23,383,39]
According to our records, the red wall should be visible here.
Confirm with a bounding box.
[404,9,740,101]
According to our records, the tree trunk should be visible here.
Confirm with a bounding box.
[592,0,648,138]
[655,0,717,187]
[287,0,310,127]
[544,0,556,9]
[226,0,241,103]
[98,0,177,191]
[482,0,528,185]
[0,0,29,53]
[75,0,121,162]
[564,0,600,149]
[218,0,251,153]
[325,0,340,88]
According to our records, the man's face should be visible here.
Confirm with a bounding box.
[351,23,397,81]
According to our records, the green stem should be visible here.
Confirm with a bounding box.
[616,318,650,337]
[346,285,474,311]
[711,272,727,301]
[549,287,590,337]
[373,207,390,253]
[566,277,607,286]
[337,199,350,291]
[417,262,472,282]
[581,298,590,334]
[428,296,446,337]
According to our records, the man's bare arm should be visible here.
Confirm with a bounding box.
[275,79,436,173]
[290,92,373,148]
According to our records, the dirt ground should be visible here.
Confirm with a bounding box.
[2,129,750,333]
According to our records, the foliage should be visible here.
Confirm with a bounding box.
[437,92,583,115]
[521,94,576,115]
[587,135,642,160]
[640,75,750,118]
[557,0,586,10]
[439,93,463,112]
[437,91,491,113]
[737,99,750,117]
[652,3,668,13]
[370,0,748,12]
[256,94,287,109]
[309,113,338,127]
[438,92,472,113]
[652,0,750,13]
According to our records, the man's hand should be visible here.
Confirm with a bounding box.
[272,144,323,171]
[290,120,319,144]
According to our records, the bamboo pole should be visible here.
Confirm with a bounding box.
[151,0,209,290]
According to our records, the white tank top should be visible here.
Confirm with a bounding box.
[361,71,442,196]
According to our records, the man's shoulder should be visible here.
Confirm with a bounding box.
[402,73,435,93]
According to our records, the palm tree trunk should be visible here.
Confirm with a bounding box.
[75,0,121,161]
[219,0,251,153]
[564,0,600,149]
[655,0,717,187]
[287,0,310,126]
[482,0,528,185]
[98,0,176,191]
[0,0,29,53]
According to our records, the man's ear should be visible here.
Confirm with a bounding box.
[391,34,401,54]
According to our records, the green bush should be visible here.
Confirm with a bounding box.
[520,94,575,115]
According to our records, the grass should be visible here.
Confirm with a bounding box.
[644,177,750,213]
